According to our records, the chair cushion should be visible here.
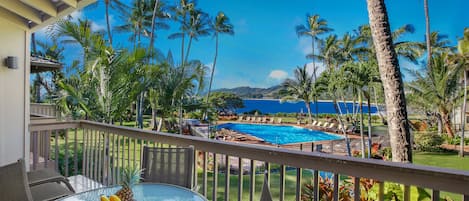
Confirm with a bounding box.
[30,183,73,201]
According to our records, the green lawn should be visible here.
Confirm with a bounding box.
[412,152,469,201]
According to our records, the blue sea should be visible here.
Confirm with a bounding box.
[236,99,377,114]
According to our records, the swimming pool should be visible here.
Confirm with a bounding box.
[216,123,342,145]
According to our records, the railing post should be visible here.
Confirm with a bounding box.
[213,153,218,201]
[354,177,360,201]
[225,155,230,201]
[238,158,243,201]
[249,159,255,201]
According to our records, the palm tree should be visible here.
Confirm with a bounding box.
[183,9,211,66]
[366,0,412,163]
[103,0,128,46]
[407,53,464,138]
[343,61,380,158]
[206,12,234,110]
[424,0,431,68]
[148,0,170,58]
[458,28,469,156]
[308,35,340,71]
[169,0,195,64]
[52,18,96,71]
[281,65,314,124]
[115,0,152,47]
[316,69,352,156]
[295,14,333,119]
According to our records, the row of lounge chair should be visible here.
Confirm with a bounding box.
[216,128,248,141]
[309,120,358,134]
[238,116,282,124]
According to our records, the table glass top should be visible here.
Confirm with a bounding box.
[59,183,207,201]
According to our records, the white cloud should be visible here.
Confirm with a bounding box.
[298,37,312,56]
[91,21,106,31]
[268,70,288,80]
[306,62,326,79]
[68,10,83,21]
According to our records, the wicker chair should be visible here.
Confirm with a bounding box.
[141,146,195,189]
[0,159,74,201]
[28,169,75,193]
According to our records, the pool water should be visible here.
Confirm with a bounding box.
[216,123,343,145]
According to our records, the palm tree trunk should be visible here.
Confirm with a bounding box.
[436,113,443,135]
[152,108,158,130]
[105,3,113,46]
[184,36,193,67]
[206,34,219,105]
[442,112,455,138]
[149,0,160,54]
[305,101,313,124]
[137,92,144,129]
[424,0,431,68]
[333,95,352,156]
[311,37,319,120]
[359,91,366,158]
[367,94,373,158]
[461,70,467,157]
[342,96,350,115]
[366,0,413,163]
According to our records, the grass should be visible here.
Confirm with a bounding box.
[197,168,314,200]
[412,151,469,201]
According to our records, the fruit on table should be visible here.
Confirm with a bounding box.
[109,195,122,201]
[100,195,110,201]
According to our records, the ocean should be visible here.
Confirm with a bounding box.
[236,99,378,114]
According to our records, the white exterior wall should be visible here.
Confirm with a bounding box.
[0,18,30,167]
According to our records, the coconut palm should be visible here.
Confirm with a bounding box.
[169,0,196,64]
[458,28,469,156]
[366,0,412,162]
[103,0,128,46]
[183,9,211,66]
[205,12,234,109]
[407,53,464,138]
[316,68,352,156]
[343,61,380,158]
[52,18,97,71]
[295,14,333,119]
[115,0,152,47]
[424,0,431,68]
[281,65,315,124]
[308,35,340,71]
[148,0,170,58]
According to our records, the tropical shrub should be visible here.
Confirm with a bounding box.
[443,135,469,145]
[414,132,444,151]
[301,176,353,201]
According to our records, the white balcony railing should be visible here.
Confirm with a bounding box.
[30,103,57,117]
[29,121,469,201]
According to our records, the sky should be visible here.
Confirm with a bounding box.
[35,0,469,89]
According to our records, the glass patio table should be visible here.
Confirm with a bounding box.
[58,183,207,201]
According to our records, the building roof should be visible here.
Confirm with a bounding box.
[0,0,96,31]
[30,55,62,73]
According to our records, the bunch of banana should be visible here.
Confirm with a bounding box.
[100,195,122,201]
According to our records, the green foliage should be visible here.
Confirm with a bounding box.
[414,132,444,151]
[209,92,244,113]
[301,176,353,201]
[443,135,469,145]
[53,142,84,176]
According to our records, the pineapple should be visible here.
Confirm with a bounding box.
[115,167,143,201]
